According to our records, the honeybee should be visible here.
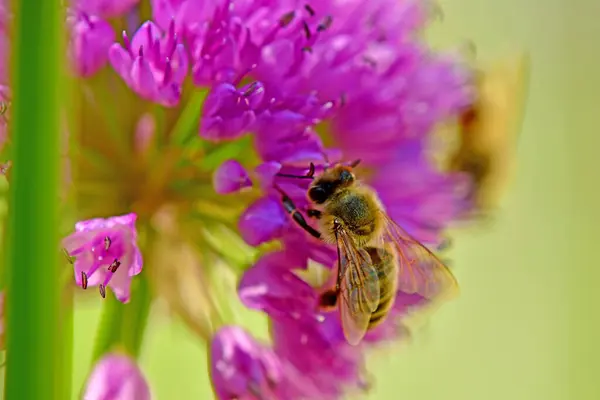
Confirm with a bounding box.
[0,100,10,116]
[274,160,458,345]
[448,53,529,211]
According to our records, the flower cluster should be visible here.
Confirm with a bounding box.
[0,0,483,398]
[82,353,151,400]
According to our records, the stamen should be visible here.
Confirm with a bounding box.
[243,82,260,97]
[153,39,161,62]
[99,284,106,298]
[302,21,311,40]
[307,162,315,177]
[163,58,172,85]
[316,16,332,32]
[304,4,315,17]
[146,22,154,48]
[104,236,111,251]
[122,31,132,54]
[302,46,313,53]
[62,248,75,264]
[81,271,88,289]
[279,11,295,28]
[108,259,121,273]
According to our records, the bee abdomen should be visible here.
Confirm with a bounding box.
[364,246,398,330]
[368,285,395,329]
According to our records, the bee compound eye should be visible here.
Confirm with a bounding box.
[340,170,353,182]
[308,186,327,204]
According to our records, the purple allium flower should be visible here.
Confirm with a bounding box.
[83,353,151,400]
[238,195,289,247]
[238,251,319,319]
[109,20,189,106]
[67,11,115,77]
[74,0,140,19]
[201,81,265,140]
[213,159,252,194]
[229,7,475,396]
[209,325,320,400]
[62,213,143,303]
[369,141,471,244]
[270,315,369,398]
[0,6,9,85]
[7,0,509,396]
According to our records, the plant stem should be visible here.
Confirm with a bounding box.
[90,291,126,363]
[121,274,153,358]
[4,1,69,399]
[91,273,153,362]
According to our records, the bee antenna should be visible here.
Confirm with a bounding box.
[321,150,331,171]
[349,159,361,168]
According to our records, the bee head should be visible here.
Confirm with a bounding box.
[308,165,356,204]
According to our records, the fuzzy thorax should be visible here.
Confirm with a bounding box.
[317,185,386,248]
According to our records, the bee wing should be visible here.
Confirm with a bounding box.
[381,212,459,301]
[335,225,380,345]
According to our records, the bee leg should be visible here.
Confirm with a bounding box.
[275,162,315,179]
[306,209,322,219]
[333,219,344,292]
[274,185,321,239]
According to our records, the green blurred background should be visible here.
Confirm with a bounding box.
[42,0,598,398]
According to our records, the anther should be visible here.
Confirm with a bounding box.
[243,82,260,97]
[302,21,311,40]
[108,259,121,273]
[279,11,295,28]
[99,284,106,298]
[316,16,332,32]
[104,236,111,251]
[81,271,88,289]
[307,162,315,177]
[304,4,315,17]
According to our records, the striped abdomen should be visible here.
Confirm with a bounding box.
[364,245,398,330]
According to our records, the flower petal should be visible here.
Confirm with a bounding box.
[238,195,288,246]
[83,353,151,400]
[212,159,252,194]
[238,251,317,318]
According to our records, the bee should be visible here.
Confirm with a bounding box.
[448,52,529,211]
[274,160,459,345]
[0,100,10,116]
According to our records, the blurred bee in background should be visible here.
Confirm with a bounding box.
[0,100,10,117]
[274,161,458,345]
[448,52,530,212]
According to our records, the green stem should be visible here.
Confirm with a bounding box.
[121,274,153,358]
[91,273,153,362]
[4,1,69,400]
[90,292,125,362]
[169,88,208,146]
